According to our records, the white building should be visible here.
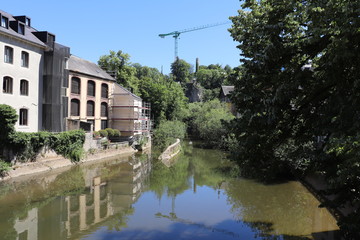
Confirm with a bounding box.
[0,10,46,132]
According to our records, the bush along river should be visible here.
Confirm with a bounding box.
[0,142,342,240]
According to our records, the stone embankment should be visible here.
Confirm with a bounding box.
[158,139,181,167]
[0,142,137,182]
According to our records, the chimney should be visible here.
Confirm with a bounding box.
[195,58,199,73]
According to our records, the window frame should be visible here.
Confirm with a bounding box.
[1,16,9,29]
[87,80,95,97]
[4,46,13,64]
[71,77,81,94]
[70,99,80,116]
[101,83,109,98]
[21,51,29,68]
[87,100,95,116]
[20,79,29,96]
[101,102,108,117]
[3,76,13,94]
[19,108,28,126]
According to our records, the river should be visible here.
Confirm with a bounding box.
[0,142,341,240]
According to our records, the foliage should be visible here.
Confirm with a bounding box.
[112,129,121,137]
[98,50,140,94]
[185,99,234,147]
[138,75,188,126]
[229,0,360,237]
[171,58,192,86]
[48,130,85,162]
[0,104,18,143]
[8,130,85,162]
[105,128,115,137]
[0,159,11,176]
[98,130,108,138]
[98,50,188,126]
[93,131,100,138]
[153,120,186,151]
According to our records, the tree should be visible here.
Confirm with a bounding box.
[171,58,192,86]
[0,104,18,144]
[229,0,360,237]
[98,50,139,94]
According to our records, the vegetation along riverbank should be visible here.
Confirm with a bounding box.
[1,1,360,239]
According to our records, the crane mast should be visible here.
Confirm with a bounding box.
[159,21,231,59]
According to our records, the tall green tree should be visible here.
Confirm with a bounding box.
[171,58,192,86]
[229,0,360,237]
[98,50,139,94]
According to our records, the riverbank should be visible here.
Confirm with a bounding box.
[0,145,138,182]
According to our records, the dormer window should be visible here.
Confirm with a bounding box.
[25,17,30,27]
[1,16,8,29]
[18,23,25,35]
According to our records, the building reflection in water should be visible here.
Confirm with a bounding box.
[11,153,152,240]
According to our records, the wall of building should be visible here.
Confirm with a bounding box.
[0,34,44,132]
[111,84,147,137]
[67,73,113,131]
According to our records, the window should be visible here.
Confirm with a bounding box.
[101,84,108,98]
[71,77,81,94]
[101,102,108,117]
[4,46,13,64]
[87,80,95,96]
[18,23,25,35]
[19,108,28,126]
[87,101,95,116]
[70,99,80,116]
[1,16,8,28]
[25,17,31,27]
[3,76,13,94]
[20,80,29,96]
[21,51,29,67]
[101,120,108,130]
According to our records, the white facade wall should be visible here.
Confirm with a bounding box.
[0,34,44,132]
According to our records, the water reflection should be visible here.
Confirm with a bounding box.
[0,143,342,240]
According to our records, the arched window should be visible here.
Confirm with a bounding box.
[20,79,29,96]
[3,76,13,94]
[101,83,108,98]
[87,100,95,116]
[19,108,28,126]
[101,102,108,117]
[21,51,29,67]
[87,80,95,96]
[71,77,80,94]
[70,99,80,116]
[4,46,13,63]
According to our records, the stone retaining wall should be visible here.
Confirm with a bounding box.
[158,139,181,167]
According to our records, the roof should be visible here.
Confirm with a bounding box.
[221,86,234,96]
[0,9,47,48]
[114,83,142,100]
[68,55,115,82]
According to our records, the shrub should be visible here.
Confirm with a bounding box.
[112,129,121,137]
[0,160,11,176]
[98,130,108,138]
[153,120,186,151]
[49,130,85,162]
[105,128,115,137]
[93,131,100,138]
[0,104,18,143]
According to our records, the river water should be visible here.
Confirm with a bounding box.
[0,142,341,240]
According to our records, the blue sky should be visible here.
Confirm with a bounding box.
[1,0,242,74]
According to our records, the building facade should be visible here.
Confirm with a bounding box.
[0,10,46,132]
[0,10,70,133]
[67,55,115,131]
[111,83,151,137]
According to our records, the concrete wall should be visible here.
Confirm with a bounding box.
[0,34,44,132]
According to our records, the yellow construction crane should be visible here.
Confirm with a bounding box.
[159,21,231,59]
